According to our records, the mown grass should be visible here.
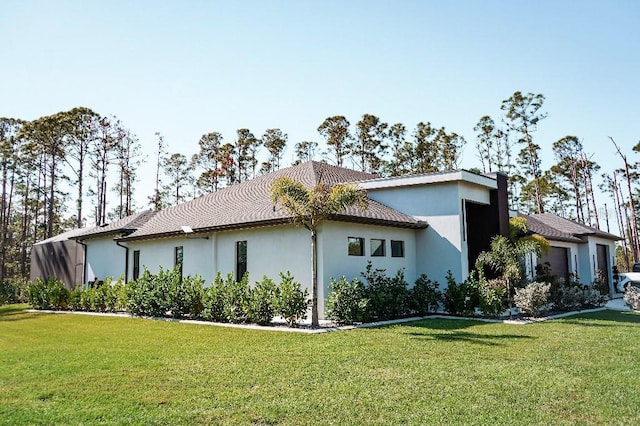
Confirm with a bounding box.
[1,304,639,425]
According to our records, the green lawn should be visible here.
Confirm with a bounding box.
[1,305,639,425]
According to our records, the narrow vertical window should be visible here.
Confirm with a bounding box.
[348,237,364,256]
[371,239,385,257]
[175,246,184,279]
[133,250,140,281]
[236,240,247,281]
[391,240,405,258]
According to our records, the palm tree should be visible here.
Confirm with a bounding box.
[476,217,549,318]
[270,176,368,327]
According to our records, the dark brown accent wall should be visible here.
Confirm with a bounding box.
[29,241,84,289]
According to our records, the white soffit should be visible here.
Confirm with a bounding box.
[358,170,498,190]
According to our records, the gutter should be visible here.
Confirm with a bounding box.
[115,240,129,283]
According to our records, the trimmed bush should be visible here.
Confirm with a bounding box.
[442,271,478,316]
[26,277,69,310]
[202,273,227,322]
[223,272,251,324]
[361,263,409,321]
[168,273,205,319]
[478,278,507,318]
[276,272,309,327]
[325,276,368,325]
[514,282,551,317]
[409,274,440,315]
[247,276,278,326]
[623,286,640,311]
[126,268,169,317]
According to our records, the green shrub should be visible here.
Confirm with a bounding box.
[361,263,409,321]
[126,268,170,317]
[223,272,251,324]
[556,284,585,311]
[442,271,479,316]
[166,271,205,319]
[624,286,640,310]
[276,272,309,327]
[514,282,551,317]
[582,286,607,308]
[202,273,227,322]
[478,278,507,318]
[69,287,83,311]
[26,278,48,309]
[26,277,69,310]
[0,280,25,305]
[409,274,440,315]
[325,276,368,325]
[247,276,278,325]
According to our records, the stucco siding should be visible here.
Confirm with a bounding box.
[213,225,311,286]
[318,222,417,317]
[85,237,126,282]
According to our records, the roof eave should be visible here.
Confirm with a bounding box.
[330,214,428,229]
[117,218,292,242]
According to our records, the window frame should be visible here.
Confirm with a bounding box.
[348,237,365,256]
[370,238,386,257]
[132,250,140,281]
[391,240,405,258]
[236,240,247,281]
[174,246,184,279]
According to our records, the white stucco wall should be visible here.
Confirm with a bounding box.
[85,237,127,283]
[365,180,494,283]
[318,222,417,316]
[127,236,213,281]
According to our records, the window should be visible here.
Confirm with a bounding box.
[348,237,364,256]
[371,239,385,257]
[175,246,183,279]
[391,240,405,258]
[133,250,140,281]
[236,240,247,281]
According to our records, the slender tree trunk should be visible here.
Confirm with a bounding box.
[47,157,55,238]
[613,179,629,270]
[0,160,7,281]
[611,137,639,262]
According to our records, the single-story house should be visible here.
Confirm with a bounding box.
[521,213,620,295]
[69,161,510,318]
[32,161,620,317]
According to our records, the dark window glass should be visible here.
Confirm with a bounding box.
[175,246,183,279]
[133,250,140,281]
[236,240,247,281]
[348,237,364,256]
[391,240,405,258]
[371,239,385,257]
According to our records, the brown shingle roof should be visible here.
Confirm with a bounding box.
[122,161,426,241]
[523,213,620,243]
[74,210,156,240]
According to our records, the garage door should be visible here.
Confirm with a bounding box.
[538,246,569,280]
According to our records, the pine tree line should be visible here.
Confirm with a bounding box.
[2,91,640,281]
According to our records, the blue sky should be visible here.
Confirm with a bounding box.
[1,1,639,220]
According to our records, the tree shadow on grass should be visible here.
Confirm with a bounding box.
[552,310,640,327]
[395,318,535,346]
[405,330,535,346]
[0,304,44,322]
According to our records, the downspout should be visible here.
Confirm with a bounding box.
[77,239,88,288]
[115,240,129,283]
